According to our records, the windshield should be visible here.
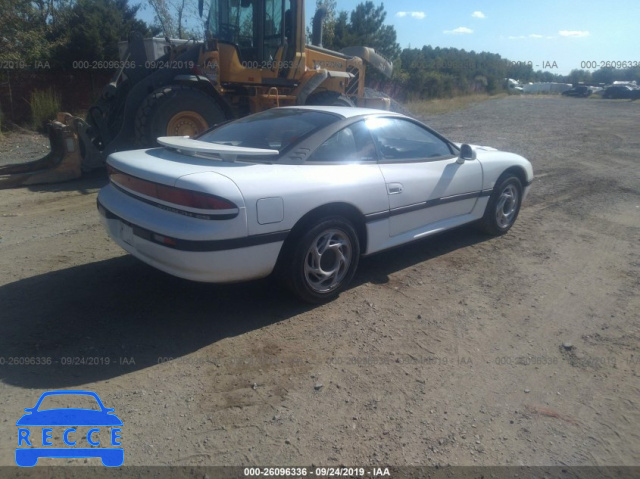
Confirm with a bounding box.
[197,109,340,158]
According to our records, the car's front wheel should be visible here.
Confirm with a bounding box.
[285,217,360,303]
[479,174,522,235]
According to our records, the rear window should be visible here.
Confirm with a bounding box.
[197,109,339,156]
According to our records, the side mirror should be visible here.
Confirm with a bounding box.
[457,144,476,163]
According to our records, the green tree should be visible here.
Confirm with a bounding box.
[331,11,349,50]
[148,0,201,39]
[531,70,564,83]
[506,62,534,83]
[0,0,69,63]
[592,66,640,85]
[309,0,338,49]
[309,1,400,61]
[51,0,151,69]
[342,2,400,60]
[567,69,592,85]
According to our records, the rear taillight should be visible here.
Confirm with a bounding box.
[108,165,237,211]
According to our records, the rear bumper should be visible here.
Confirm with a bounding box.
[98,200,285,283]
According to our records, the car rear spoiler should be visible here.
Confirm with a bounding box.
[157,136,279,162]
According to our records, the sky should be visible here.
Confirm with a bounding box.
[135,1,639,75]
[324,0,639,74]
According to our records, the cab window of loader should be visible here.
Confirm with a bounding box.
[208,0,285,65]
[262,0,284,63]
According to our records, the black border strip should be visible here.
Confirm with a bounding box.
[3,466,638,478]
[97,200,289,252]
[365,189,492,222]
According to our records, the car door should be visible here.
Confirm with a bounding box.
[367,117,483,237]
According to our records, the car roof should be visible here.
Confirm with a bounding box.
[279,105,404,119]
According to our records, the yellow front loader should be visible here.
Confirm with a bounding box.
[0,0,393,188]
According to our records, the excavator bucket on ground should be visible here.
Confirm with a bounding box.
[0,115,83,189]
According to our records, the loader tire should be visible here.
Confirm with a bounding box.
[306,91,354,107]
[134,85,227,147]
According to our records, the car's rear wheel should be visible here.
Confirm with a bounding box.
[479,174,522,235]
[285,217,360,303]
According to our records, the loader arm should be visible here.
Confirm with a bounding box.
[340,46,393,78]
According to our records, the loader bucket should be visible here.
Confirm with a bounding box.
[0,120,82,189]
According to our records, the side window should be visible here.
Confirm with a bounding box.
[309,121,377,162]
[365,118,454,161]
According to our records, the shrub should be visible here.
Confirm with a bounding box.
[30,88,60,132]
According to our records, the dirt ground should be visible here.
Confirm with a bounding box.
[0,96,638,473]
[0,129,52,165]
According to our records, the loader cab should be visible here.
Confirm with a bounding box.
[207,0,300,77]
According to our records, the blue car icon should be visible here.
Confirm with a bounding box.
[16,390,123,467]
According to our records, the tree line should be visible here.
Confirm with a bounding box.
[2,0,639,100]
[313,1,640,100]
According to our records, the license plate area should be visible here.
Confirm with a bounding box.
[119,222,134,245]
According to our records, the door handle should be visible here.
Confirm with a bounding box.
[387,183,403,194]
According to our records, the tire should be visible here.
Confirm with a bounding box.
[284,217,360,303]
[306,90,354,107]
[134,85,227,148]
[479,174,523,236]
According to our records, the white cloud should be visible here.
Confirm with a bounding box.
[559,30,590,37]
[397,11,426,19]
[471,11,486,19]
[444,27,473,35]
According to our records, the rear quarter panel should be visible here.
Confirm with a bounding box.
[215,163,389,236]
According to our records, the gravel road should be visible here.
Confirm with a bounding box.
[0,96,638,474]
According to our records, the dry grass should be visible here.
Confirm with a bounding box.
[29,88,61,132]
[406,93,508,116]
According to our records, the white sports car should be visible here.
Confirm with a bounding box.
[97,106,533,302]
